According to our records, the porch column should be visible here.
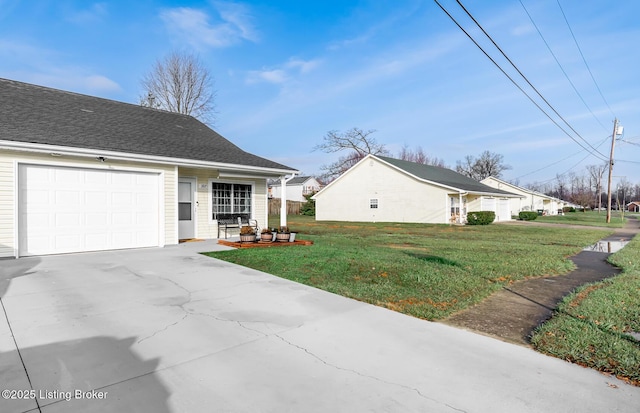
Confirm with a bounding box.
[280,174,296,228]
[458,192,464,224]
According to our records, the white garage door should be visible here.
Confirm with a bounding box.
[19,164,160,256]
[497,199,511,222]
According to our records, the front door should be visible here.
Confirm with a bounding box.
[178,178,196,239]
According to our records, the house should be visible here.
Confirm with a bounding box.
[312,155,521,224]
[628,202,640,212]
[269,176,322,202]
[0,78,297,258]
[481,176,567,216]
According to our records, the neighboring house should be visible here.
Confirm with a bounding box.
[312,155,521,224]
[628,202,640,212]
[269,176,322,202]
[481,176,567,216]
[0,78,297,258]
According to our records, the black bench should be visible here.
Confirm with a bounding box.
[217,214,259,239]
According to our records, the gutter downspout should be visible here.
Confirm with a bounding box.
[280,173,297,228]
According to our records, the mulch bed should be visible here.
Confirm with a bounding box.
[217,239,313,248]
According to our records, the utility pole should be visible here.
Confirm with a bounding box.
[606,118,619,223]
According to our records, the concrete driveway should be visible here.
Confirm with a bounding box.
[1,241,638,413]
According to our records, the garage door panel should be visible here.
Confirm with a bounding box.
[55,168,81,183]
[55,234,82,250]
[84,170,107,184]
[112,212,133,225]
[85,192,108,206]
[19,164,160,256]
[56,213,81,226]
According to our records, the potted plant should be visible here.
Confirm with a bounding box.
[239,225,257,243]
[289,229,297,242]
[276,226,290,242]
[260,228,274,242]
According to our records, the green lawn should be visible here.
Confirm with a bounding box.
[536,210,626,227]
[531,236,640,385]
[204,216,612,320]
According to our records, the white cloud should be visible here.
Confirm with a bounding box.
[511,23,534,37]
[66,3,108,24]
[214,1,258,42]
[245,58,321,85]
[246,69,287,84]
[285,58,320,74]
[83,75,121,92]
[0,39,121,94]
[160,2,258,49]
[21,73,122,95]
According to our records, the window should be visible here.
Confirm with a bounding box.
[212,182,252,219]
[450,197,460,216]
[370,198,378,209]
[178,181,192,221]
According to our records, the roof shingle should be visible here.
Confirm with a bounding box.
[0,78,295,171]
[378,156,518,196]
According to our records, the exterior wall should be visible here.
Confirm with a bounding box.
[178,167,268,238]
[177,167,219,239]
[466,195,513,222]
[481,177,562,216]
[0,149,176,258]
[315,158,450,223]
[0,152,12,257]
[466,195,483,215]
[271,177,321,202]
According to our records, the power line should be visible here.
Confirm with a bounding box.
[432,0,608,162]
[519,0,609,132]
[453,0,609,161]
[533,149,597,185]
[514,135,610,180]
[556,0,616,117]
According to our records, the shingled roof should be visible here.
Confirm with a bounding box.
[0,78,295,172]
[377,156,519,196]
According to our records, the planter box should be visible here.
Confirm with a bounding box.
[276,233,290,242]
[239,234,257,243]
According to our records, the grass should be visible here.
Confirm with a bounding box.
[536,210,626,228]
[204,215,612,320]
[531,235,640,386]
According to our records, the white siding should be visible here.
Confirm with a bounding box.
[0,153,13,257]
[0,149,176,258]
[178,167,268,238]
[315,157,450,223]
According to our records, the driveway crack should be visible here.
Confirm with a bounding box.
[136,274,193,344]
[274,334,465,412]
[137,313,189,344]
[0,296,43,412]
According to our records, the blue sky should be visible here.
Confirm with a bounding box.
[1,0,639,188]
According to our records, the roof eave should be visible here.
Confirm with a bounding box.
[0,140,298,176]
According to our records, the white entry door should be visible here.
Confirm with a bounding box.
[178,178,196,239]
[18,164,160,256]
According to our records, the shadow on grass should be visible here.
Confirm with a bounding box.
[404,252,460,267]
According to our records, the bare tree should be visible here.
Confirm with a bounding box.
[314,128,388,181]
[616,177,633,210]
[398,145,447,167]
[587,163,607,212]
[633,184,640,201]
[140,51,216,124]
[555,174,567,201]
[455,151,511,181]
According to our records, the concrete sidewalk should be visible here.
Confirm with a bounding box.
[1,241,639,412]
